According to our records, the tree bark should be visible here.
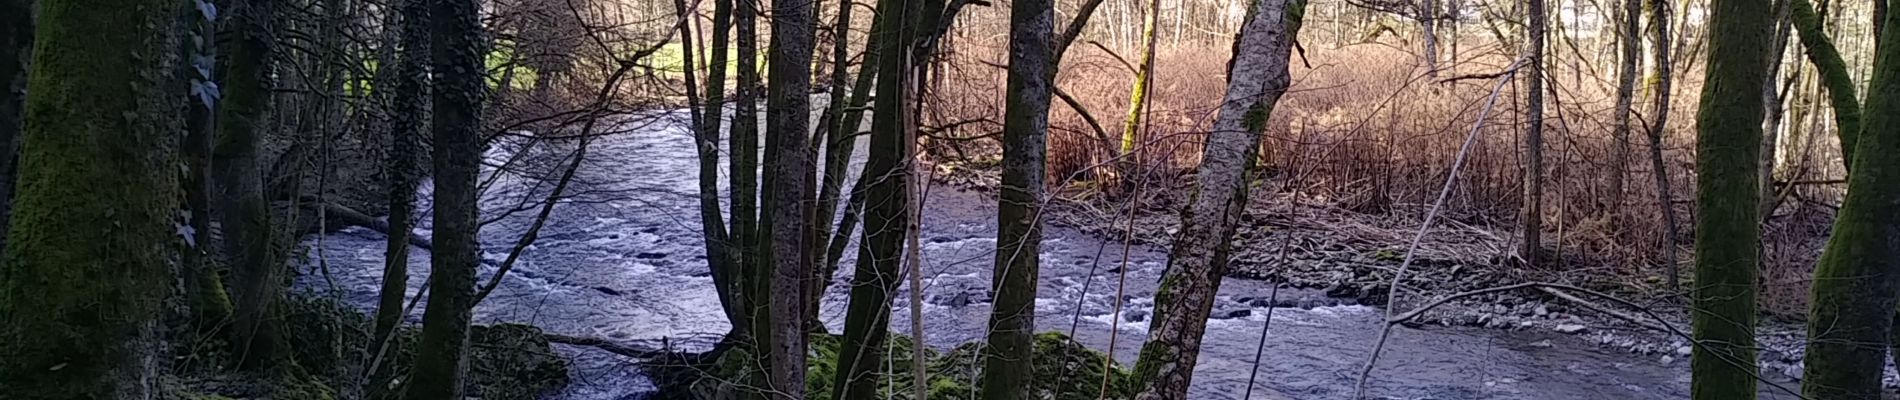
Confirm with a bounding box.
[732,0,763,345]
[1799,6,1900,398]
[1608,0,1641,214]
[217,0,286,371]
[1521,0,1546,266]
[375,0,430,352]
[0,0,29,256]
[1116,0,1161,194]
[0,0,183,395]
[762,0,816,393]
[1789,0,1861,168]
[1420,0,1438,76]
[810,0,883,329]
[1689,0,1775,395]
[1128,0,1303,398]
[979,0,1055,395]
[1648,0,1682,290]
[403,0,487,395]
[830,0,919,394]
[179,0,232,336]
[697,0,743,329]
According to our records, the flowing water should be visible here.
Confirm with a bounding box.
[297,110,1796,399]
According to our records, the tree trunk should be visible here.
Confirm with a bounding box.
[0,0,28,256]
[1420,0,1438,76]
[1799,6,1900,398]
[1648,0,1681,290]
[1128,0,1304,398]
[403,0,487,395]
[810,0,882,329]
[1689,0,1774,395]
[0,0,183,395]
[763,0,816,393]
[1789,0,1861,168]
[830,0,918,394]
[698,0,743,329]
[1521,0,1546,266]
[179,0,232,335]
[375,0,430,351]
[979,0,1055,395]
[1608,0,1641,214]
[218,0,286,371]
[1759,0,1792,214]
[1117,0,1161,194]
[732,0,763,344]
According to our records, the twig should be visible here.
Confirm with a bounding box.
[1086,40,1139,73]
[1053,85,1113,145]
[1536,286,1673,333]
[1356,55,1524,399]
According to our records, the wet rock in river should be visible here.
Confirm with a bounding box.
[634,251,667,259]
[1125,310,1149,322]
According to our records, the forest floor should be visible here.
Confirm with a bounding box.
[934,161,1853,389]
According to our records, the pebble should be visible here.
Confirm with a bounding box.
[1554,324,1587,334]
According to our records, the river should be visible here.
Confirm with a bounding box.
[296,109,1796,399]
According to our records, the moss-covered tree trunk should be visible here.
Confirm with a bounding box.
[0,0,29,254]
[1799,6,1900,398]
[1689,0,1775,394]
[178,0,232,337]
[217,0,286,371]
[1115,0,1159,194]
[830,0,918,395]
[979,0,1055,395]
[762,0,816,392]
[0,0,184,396]
[403,0,487,395]
[1128,1,1302,399]
[1789,0,1861,168]
[375,0,430,348]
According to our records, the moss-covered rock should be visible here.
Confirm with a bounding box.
[467,324,571,399]
[647,332,1129,400]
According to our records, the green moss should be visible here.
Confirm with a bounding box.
[654,332,1128,400]
[0,0,184,395]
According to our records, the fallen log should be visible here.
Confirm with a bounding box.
[302,201,434,251]
[543,333,670,359]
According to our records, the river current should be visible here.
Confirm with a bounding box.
[297,109,1792,399]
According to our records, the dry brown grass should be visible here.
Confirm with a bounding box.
[922,37,1844,316]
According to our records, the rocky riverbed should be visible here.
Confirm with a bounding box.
[296,109,1810,399]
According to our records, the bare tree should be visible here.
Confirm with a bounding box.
[1128,0,1305,398]
[1520,0,1546,266]
[830,0,920,395]
[1607,0,1640,214]
[404,0,488,395]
